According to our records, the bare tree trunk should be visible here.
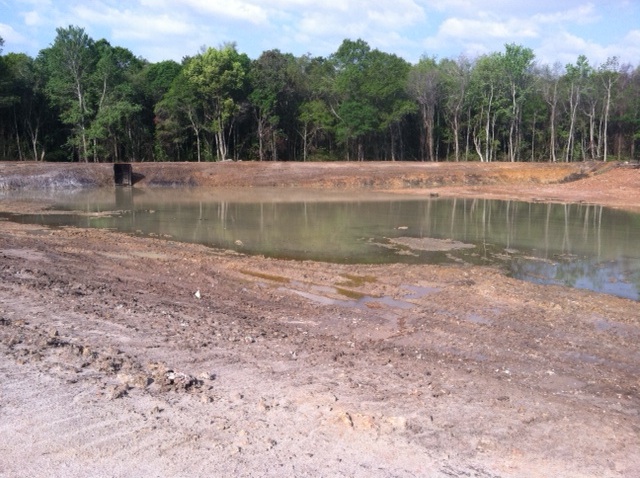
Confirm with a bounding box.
[531,112,536,162]
[453,113,460,162]
[271,130,277,161]
[465,107,471,161]
[603,81,612,161]
[509,84,517,162]
[484,86,494,162]
[545,78,559,162]
[565,83,579,162]
[257,114,265,161]
[587,106,597,159]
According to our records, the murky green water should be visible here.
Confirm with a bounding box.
[2,188,639,300]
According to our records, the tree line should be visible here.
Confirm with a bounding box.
[1,26,639,163]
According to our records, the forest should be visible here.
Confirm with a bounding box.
[0,25,639,163]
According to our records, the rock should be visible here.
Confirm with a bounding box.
[194,290,201,299]
[339,411,354,428]
[199,371,216,381]
[110,384,130,400]
[163,370,203,391]
[386,416,407,430]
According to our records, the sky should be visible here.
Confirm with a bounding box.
[1,0,639,67]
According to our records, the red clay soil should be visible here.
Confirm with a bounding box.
[0,161,639,477]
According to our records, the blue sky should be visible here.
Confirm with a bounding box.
[1,0,639,67]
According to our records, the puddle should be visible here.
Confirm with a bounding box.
[389,237,475,252]
[401,285,440,299]
[281,279,440,314]
[1,248,50,262]
[564,351,605,365]
[593,318,639,338]
[282,286,416,311]
[465,313,492,325]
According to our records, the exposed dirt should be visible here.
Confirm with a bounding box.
[1,161,639,477]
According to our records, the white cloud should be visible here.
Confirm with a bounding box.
[0,22,37,52]
[531,3,599,25]
[0,22,27,44]
[537,29,640,67]
[23,10,43,26]
[424,0,597,17]
[437,16,538,40]
[178,0,268,25]
[72,5,192,39]
[418,1,631,63]
[366,1,425,29]
[265,0,425,58]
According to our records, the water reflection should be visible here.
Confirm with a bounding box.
[2,188,639,300]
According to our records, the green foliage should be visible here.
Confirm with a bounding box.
[141,60,182,103]
[155,68,204,161]
[330,39,414,159]
[2,29,640,163]
[249,50,300,160]
[182,44,251,160]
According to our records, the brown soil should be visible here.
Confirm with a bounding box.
[1,161,639,477]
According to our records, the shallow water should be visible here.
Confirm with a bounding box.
[2,187,639,300]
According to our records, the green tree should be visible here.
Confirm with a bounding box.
[468,53,508,162]
[295,55,336,161]
[538,62,563,162]
[502,44,535,162]
[408,56,440,161]
[183,44,250,161]
[330,39,375,160]
[598,57,620,161]
[0,44,23,160]
[141,60,182,105]
[524,65,552,161]
[249,50,297,161]
[614,65,640,160]
[439,56,472,161]
[89,41,145,162]
[139,60,182,161]
[563,55,591,162]
[368,50,415,161]
[3,53,50,161]
[331,39,414,161]
[40,25,97,162]
[155,65,206,162]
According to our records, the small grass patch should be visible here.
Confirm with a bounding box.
[335,287,368,300]
[337,274,377,288]
[239,269,289,283]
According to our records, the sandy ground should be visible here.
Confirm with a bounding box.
[1,161,639,477]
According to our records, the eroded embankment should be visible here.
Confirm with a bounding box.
[0,160,605,190]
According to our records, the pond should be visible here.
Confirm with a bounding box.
[2,188,639,301]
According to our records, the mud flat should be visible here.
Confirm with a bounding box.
[1,161,639,477]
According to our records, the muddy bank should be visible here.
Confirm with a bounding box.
[1,160,600,190]
[4,160,639,212]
